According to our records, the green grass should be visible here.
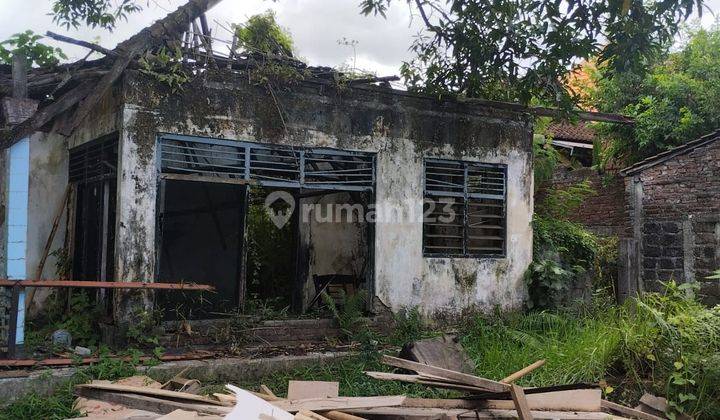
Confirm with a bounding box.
[462,310,622,387]
[5,283,720,419]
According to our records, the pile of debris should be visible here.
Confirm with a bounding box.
[71,339,669,420]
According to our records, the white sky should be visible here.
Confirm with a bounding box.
[1,0,719,81]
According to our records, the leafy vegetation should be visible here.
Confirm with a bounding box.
[0,354,139,420]
[138,46,189,92]
[234,11,294,57]
[527,181,601,309]
[0,31,66,67]
[361,0,703,107]
[592,26,720,163]
[51,0,142,31]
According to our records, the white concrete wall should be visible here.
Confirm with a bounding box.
[374,141,533,317]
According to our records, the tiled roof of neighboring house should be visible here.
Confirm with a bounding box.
[620,129,720,176]
[546,121,596,144]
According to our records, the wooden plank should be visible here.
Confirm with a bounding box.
[272,396,406,413]
[287,381,339,400]
[346,406,627,419]
[26,184,71,312]
[74,388,230,416]
[601,400,664,420]
[404,389,602,412]
[365,371,485,392]
[260,384,281,400]
[502,360,546,384]
[296,411,331,420]
[510,384,534,420]
[321,412,366,420]
[638,394,668,414]
[381,355,509,393]
[76,383,224,406]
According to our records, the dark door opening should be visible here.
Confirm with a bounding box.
[157,179,246,319]
[69,135,118,313]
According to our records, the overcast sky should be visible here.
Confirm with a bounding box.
[1,0,719,82]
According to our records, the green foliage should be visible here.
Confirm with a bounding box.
[360,0,702,107]
[125,308,163,348]
[0,31,66,68]
[234,11,294,56]
[618,281,720,418]
[537,180,596,220]
[390,307,429,346]
[51,0,142,31]
[0,353,138,420]
[28,290,103,349]
[532,134,560,189]
[246,203,295,306]
[593,26,720,163]
[139,47,189,93]
[322,290,378,352]
[527,181,599,309]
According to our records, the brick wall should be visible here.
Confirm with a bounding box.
[628,138,720,302]
[537,167,629,237]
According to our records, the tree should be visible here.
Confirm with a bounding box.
[51,0,143,31]
[360,0,704,108]
[234,10,294,57]
[592,26,720,163]
[0,30,67,67]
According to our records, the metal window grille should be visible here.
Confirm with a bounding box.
[68,136,119,184]
[423,159,506,257]
[159,135,375,192]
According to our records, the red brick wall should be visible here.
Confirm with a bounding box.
[537,167,629,237]
[628,138,720,301]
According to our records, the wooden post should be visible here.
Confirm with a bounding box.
[617,238,639,303]
[510,384,533,420]
[11,54,27,99]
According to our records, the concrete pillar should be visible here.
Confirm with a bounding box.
[631,177,644,293]
[618,238,639,303]
[113,106,158,324]
[683,217,695,284]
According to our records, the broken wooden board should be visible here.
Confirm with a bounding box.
[381,355,509,393]
[398,334,475,374]
[74,389,231,416]
[601,400,665,420]
[510,384,534,420]
[345,406,630,419]
[502,360,546,383]
[287,381,339,400]
[76,383,223,406]
[403,388,602,412]
[365,371,486,392]
[271,396,406,413]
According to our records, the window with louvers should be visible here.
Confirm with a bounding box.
[423,159,506,258]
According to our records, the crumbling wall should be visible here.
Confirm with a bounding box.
[0,150,8,347]
[536,167,629,237]
[626,138,720,303]
[119,69,533,319]
[3,88,122,320]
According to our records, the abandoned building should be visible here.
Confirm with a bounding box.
[0,0,539,352]
[620,130,720,304]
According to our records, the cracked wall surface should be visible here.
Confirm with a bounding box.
[118,70,534,319]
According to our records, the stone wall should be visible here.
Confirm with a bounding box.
[537,167,629,237]
[626,138,720,303]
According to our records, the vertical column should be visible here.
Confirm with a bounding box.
[683,217,696,284]
[113,106,157,325]
[631,177,644,293]
[5,138,30,356]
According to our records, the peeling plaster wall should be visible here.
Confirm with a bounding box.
[119,70,533,319]
[15,88,122,316]
[0,150,8,346]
